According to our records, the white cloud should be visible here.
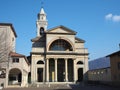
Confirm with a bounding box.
[105,13,120,22]
[105,13,112,20]
[112,15,120,22]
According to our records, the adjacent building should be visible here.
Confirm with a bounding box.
[88,51,120,86]
[88,57,111,82]
[0,23,30,88]
[0,23,17,87]
[107,51,120,82]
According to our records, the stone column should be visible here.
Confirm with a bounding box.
[73,59,77,82]
[46,58,49,82]
[21,71,24,87]
[55,58,58,82]
[65,59,68,82]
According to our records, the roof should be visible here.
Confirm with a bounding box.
[89,57,110,70]
[75,37,85,43]
[46,25,77,35]
[0,23,17,37]
[9,52,29,65]
[10,52,25,57]
[31,36,46,42]
[106,51,120,57]
[40,8,46,14]
[31,37,41,42]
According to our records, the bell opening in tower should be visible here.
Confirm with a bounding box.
[40,27,44,36]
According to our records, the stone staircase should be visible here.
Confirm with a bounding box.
[29,83,71,89]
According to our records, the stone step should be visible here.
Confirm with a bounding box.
[29,83,71,89]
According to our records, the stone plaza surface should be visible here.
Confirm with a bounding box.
[2,84,120,90]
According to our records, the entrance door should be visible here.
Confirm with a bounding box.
[37,68,43,82]
[57,59,65,82]
[68,59,73,82]
[78,68,83,82]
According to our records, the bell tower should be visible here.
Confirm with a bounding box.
[36,8,48,37]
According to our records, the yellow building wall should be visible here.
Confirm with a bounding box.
[110,54,120,82]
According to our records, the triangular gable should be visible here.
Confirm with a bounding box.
[47,25,77,34]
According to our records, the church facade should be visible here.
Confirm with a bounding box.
[30,8,89,84]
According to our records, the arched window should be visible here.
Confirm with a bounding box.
[77,61,83,64]
[37,60,44,64]
[49,39,73,51]
[40,27,44,35]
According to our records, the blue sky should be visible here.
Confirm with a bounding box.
[0,0,120,61]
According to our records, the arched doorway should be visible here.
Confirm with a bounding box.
[9,68,22,85]
[78,68,83,82]
[37,60,44,82]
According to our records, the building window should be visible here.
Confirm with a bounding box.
[13,58,19,63]
[37,60,44,64]
[49,39,73,51]
[40,27,44,36]
[118,62,120,70]
[77,61,83,64]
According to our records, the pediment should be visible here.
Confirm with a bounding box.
[47,25,77,34]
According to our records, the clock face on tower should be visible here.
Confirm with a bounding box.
[40,27,44,36]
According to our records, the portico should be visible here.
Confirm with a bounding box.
[45,58,74,83]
